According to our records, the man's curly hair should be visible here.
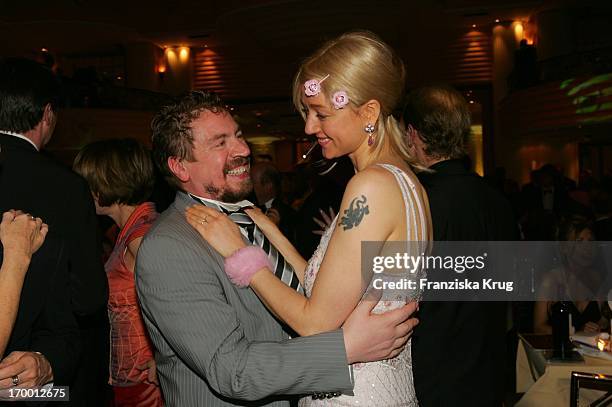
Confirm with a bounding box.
[151,91,226,189]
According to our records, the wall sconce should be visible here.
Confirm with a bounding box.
[166,48,177,65]
[179,47,190,63]
[157,65,166,81]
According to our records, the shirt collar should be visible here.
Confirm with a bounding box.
[1,131,39,151]
[264,198,274,210]
[187,193,254,212]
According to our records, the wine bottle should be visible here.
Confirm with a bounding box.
[551,300,572,358]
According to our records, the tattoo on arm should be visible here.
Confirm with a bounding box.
[338,195,370,231]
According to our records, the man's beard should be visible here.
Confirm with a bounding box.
[204,179,253,203]
[203,157,253,203]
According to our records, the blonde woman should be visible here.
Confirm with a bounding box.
[187,31,432,406]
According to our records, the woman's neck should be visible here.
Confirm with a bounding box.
[349,140,405,173]
[110,204,139,229]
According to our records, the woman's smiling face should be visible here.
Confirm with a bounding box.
[301,92,365,160]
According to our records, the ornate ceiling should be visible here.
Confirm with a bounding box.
[0,0,543,142]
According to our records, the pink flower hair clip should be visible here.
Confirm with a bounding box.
[304,74,330,97]
[332,91,349,109]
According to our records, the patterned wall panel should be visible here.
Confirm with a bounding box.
[441,30,493,84]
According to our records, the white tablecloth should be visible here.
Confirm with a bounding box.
[516,339,612,406]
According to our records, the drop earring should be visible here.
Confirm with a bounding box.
[364,123,375,146]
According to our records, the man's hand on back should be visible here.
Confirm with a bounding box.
[342,294,419,364]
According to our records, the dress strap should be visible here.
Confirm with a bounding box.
[376,164,428,243]
[117,202,157,247]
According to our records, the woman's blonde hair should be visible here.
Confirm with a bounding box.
[292,31,416,166]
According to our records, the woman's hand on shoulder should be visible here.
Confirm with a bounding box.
[185,205,246,257]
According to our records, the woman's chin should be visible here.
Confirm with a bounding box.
[321,148,339,160]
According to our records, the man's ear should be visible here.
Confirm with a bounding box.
[167,156,190,183]
[406,124,423,147]
[405,124,415,146]
[358,99,381,126]
[42,104,55,126]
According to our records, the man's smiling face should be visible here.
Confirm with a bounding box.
[182,109,253,202]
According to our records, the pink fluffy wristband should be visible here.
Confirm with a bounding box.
[224,246,272,287]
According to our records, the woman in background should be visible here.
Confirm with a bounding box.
[74,139,162,407]
[534,215,608,334]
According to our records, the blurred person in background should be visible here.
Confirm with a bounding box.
[251,162,298,243]
[534,215,608,334]
[402,84,517,407]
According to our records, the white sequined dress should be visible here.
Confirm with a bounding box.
[299,164,429,407]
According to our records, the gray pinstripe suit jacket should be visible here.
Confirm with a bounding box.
[135,192,353,406]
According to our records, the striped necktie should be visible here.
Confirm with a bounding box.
[189,194,303,293]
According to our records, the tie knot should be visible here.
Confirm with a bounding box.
[224,206,254,215]
[218,205,250,221]
[188,193,254,214]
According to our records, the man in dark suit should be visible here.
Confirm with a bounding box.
[0,58,108,404]
[521,164,580,215]
[402,85,517,406]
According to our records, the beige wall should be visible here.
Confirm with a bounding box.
[500,137,579,185]
[46,108,154,165]
[124,42,193,96]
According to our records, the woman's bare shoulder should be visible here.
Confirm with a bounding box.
[344,165,403,196]
[337,166,404,234]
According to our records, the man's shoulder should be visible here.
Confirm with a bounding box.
[142,204,185,243]
[5,148,88,190]
[424,168,508,203]
[136,202,225,288]
[140,203,212,258]
[0,150,93,220]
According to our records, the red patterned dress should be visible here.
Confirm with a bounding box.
[105,202,163,406]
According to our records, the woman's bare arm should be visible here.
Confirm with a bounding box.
[244,208,308,284]
[248,169,401,336]
[0,212,48,357]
